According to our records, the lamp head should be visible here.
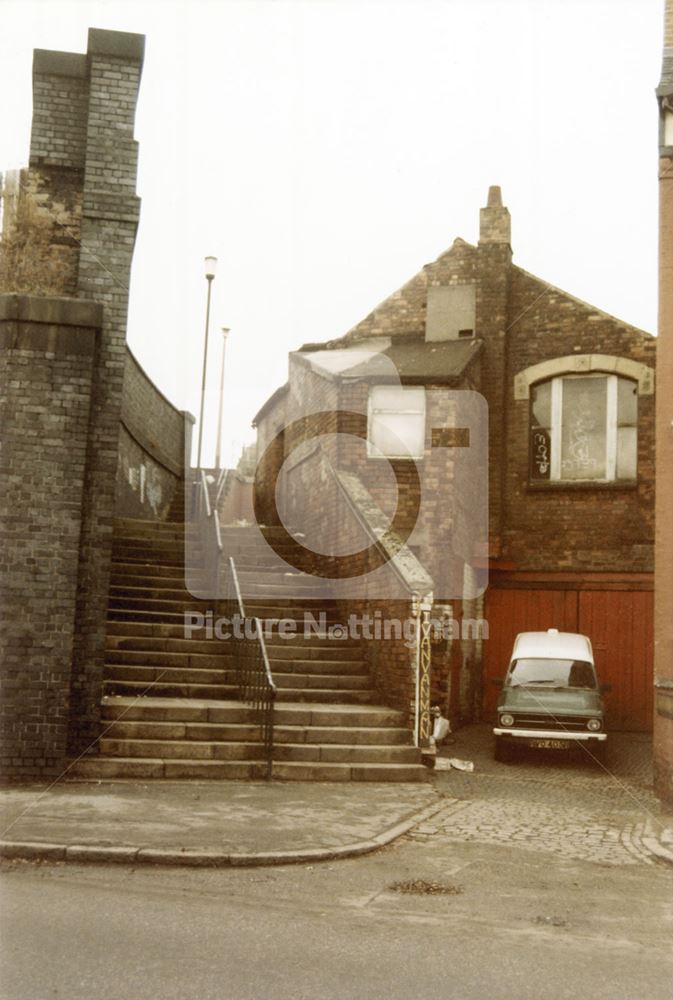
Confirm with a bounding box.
[204,256,217,280]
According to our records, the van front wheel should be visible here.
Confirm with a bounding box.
[494,738,514,763]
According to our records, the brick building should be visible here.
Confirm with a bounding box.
[253,187,656,735]
[654,0,673,808]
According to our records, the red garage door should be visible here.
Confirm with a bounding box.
[482,589,578,718]
[578,591,653,733]
[482,585,653,732]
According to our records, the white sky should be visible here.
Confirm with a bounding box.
[0,0,664,467]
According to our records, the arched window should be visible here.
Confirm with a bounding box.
[530,374,637,482]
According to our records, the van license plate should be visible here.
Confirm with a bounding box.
[529,739,570,750]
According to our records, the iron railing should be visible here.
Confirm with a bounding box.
[193,470,276,778]
[222,556,276,778]
[214,466,231,511]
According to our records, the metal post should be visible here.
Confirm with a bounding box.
[196,257,217,472]
[214,327,230,471]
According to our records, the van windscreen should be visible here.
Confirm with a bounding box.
[508,658,596,689]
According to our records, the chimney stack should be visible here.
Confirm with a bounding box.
[479,185,511,247]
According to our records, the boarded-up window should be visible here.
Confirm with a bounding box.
[367,385,426,459]
[530,374,637,483]
[426,285,476,342]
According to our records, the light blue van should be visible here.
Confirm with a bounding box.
[493,629,608,763]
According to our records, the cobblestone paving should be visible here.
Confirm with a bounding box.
[413,725,673,868]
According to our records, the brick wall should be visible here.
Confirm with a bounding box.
[116,348,191,520]
[501,266,655,572]
[0,29,149,769]
[0,295,101,780]
[66,30,146,754]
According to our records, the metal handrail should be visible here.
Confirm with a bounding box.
[214,467,231,509]
[193,472,276,777]
[224,556,276,779]
[200,468,212,518]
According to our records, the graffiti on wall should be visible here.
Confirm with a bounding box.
[127,462,163,515]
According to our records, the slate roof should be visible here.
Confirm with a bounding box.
[299,335,482,383]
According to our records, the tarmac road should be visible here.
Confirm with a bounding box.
[2,829,672,1000]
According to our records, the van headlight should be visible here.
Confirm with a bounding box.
[587,718,602,732]
[500,713,514,727]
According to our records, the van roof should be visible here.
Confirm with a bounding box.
[511,630,594,664]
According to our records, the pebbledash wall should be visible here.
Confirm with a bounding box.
[0,30,192,781]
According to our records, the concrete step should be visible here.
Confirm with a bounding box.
[274,688,373,705]
[222,561,312,573]
[102,719,410,746]
[69,755,425,782]
[104,665,232,686]
[105,639,232,670]
[110,585,196,602]
[272,672,371,691]
[98,737,417,766]
[103,679,237,700]
[237,569,322,582]
[270,761,428,782]
[99,738,264,761]
[274,725,412,746]
[263,639,363,655]
[108,609,213,625]
[236,605,341,619]
[111,563,188,582]
[101,697,253,724]
[271,743,420,765]
[237,576,329,589]
[108,596,208,614]
[108,596,340,617]
[101,720,262,742]
[111,582,332,604]
[106,622,222,640]
[105,649,231,668]
[112,539,189,556]
[68,757,267,780]
[106,636,231,655]
[113,520,190,540]
[101,697,404,728]
[109,552,185,569]
[266,656,368,672]
[106,622,361,647]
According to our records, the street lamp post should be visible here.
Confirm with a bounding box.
[196,255,217,473]
[215,327,230,471]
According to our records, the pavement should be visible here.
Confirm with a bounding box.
[1,724,672,868]
[0,779,444,866]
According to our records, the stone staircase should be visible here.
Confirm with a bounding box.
[70,497,426,781]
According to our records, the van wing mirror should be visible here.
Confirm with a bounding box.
[600,682,613,694]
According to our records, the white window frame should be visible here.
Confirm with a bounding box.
[547,373,631,483]
[367,385,426,460]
